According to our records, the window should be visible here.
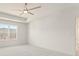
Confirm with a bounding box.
[0,23,17,40]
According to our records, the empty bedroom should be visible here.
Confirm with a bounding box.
[0,3,78,56]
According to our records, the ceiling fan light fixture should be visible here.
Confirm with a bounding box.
[24,11,27,13]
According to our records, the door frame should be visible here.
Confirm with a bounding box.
[76,16,79,56]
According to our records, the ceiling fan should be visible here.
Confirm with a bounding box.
[16,3,41,15]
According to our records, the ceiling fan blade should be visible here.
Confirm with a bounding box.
[28,6,41,10]
[27,11,34,15]
[12,9,24,12]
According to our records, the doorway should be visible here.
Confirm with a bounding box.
[76,17,79,55]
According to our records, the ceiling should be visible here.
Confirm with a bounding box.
[0,3,64,18]
[0,3,79,23]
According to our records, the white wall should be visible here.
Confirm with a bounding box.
[0,19,28,47]
[28,4,79,55]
